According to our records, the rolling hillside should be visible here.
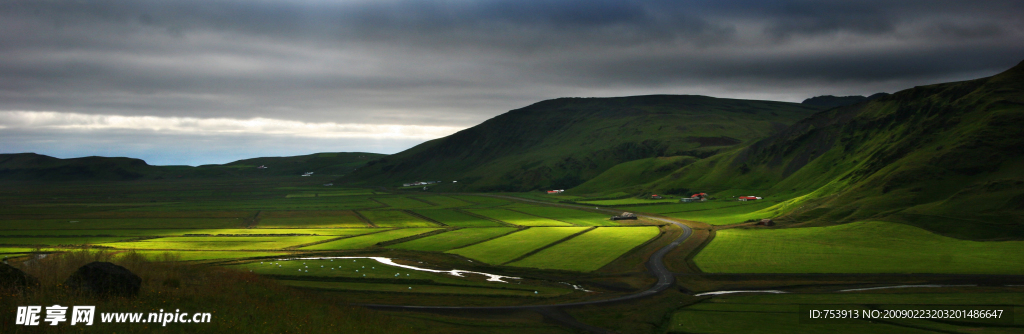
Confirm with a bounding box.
[340,95,824,191]
[0,152,384,181]
[647,60,1024,240]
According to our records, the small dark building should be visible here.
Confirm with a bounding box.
[756,219,774,226]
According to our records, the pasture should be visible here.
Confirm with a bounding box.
[280,281,565,297]
[577,198,678,206]
[509,226,660,271]
[410,209,504,227]
[509,206,618,226]
[465,208,574,227]
[619,199,771,214]
[0,218,243,229]
[136,250,293,261]
[284,189,376,198]
[413,196,473,208]
[388,227,518,252]
[446,227,588,264]
[301,228,440,250]
[449,195,510,208]
[695,221,1024,274]
[236,257,570,296]
[258,210,368,228]
[358,210,437,227]
[374,197,435,209]
[658,200,781,225]
[0,228,380,237]
[0,237,133,246]
[103,236,336,250]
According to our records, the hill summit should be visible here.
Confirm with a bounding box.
[341,95,824,191]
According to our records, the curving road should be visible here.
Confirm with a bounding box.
[359,196,693,310]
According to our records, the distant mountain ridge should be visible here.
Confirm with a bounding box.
[801,93,889,108]
[340,95,826,191]
[0,152,384,181]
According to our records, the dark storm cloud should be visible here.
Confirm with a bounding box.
[1,0,1022,164]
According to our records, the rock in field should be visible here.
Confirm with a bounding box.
[65,262,142,297]
[0,263,39,289]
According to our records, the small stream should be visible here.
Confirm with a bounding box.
[276,256,521,283]
[693,290,788,297]
[695,284,984,297]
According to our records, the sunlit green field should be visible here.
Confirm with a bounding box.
[389,227,518,251]
[0,218,243,229]
[104,236,336,250]
[374,196,435,209]
[658,200,781,225]
[358,210,437,227]
[301,228,440,250]
[414,196,474,208]
[258,210,369,228]
[411,209,505,227]
[510,226,660,271]
[1,228,378,236]
[446,227,588,264]
[449,195,511,208]
[137,250,294,261]
[695,221,1024,274]
[509,206,619,226]
[465,208,574,227]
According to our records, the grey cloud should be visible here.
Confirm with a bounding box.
[0,0,1021,127]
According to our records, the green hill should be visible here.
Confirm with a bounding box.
[218,152,384,177]
[340,95,824,191]
[801,93,888,108]
[647,60,1024,240]
[0,152,385,181]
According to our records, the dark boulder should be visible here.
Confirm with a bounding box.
[758,219,775,226]
[64,262,141,297]
[0,263,38,289]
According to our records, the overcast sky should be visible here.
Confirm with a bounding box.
[2,0,1022,165]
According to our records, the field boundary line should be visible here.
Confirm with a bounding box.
[402,210,447,227]
[411,196,440,206]
[367,197,389,209]
[453,208,517,227]
[503,208,579,226]
[404,196,439,208]
[500,226,596,265]
[449,195,480,206]
[353,211,377,228]
[244,210,262,228]
[377,228,453,247]
[444,227,523,251]
[284,229,393,250]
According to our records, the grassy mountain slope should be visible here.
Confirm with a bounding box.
[0,152,384,181]
[341,95,824,191]
[648,60,1024,240]
[567,156,697,195]
[219,152,384,177]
